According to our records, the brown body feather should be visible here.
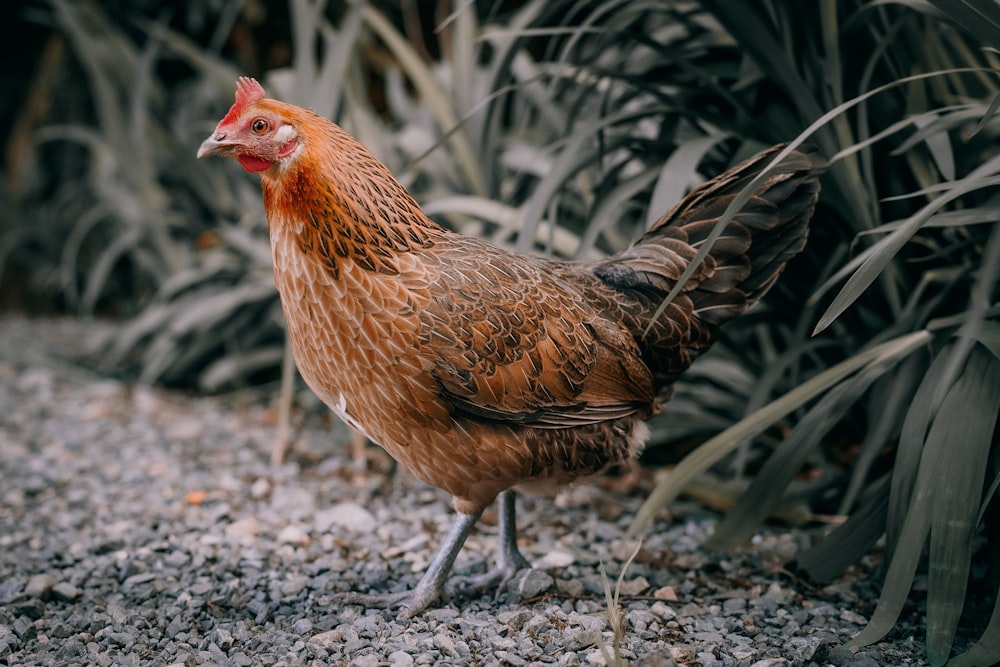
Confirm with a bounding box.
[199,78,825,613]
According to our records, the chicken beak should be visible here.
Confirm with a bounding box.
[197,132,239,159]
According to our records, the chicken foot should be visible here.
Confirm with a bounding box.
[337,491,529,617]
[463,490,531,595]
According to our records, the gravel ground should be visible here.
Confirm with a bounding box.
[0,316,930,666]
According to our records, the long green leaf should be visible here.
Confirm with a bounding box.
[886,349,951,557]
[813,175,1000,335]
[926,0,1000,49]
[704,348,903,552]
[647,66,999,337]
[362,4,486,196]
[645,135,729,228]
[838,355,921,515]
[925,347,1000,665]
[626,330,931,537]
[848,345,1000,654]
[926,211,1000,416]
[974,321,1000,369]
[948,589,1000,666]
[847,435,943,647]
[796,475,890,583]
[576,168,658,258]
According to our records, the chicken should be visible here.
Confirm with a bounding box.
[198,77,825,616]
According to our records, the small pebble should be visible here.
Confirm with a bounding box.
[617,575,649,596]
[225,517,260,539]
[13,598,45,619]
[24,574,56,599]
[433,633,458,657]
[538,550,575,568]
[495,651,526,666]
[388,651,415,666]
[309,630,341,648]
[653,585,678,601]
[291,617,313,635]
[250,478,271,499]
[425,608,459,623]
[557,577,585,596]
[722,598,746,614]
[497,609,531,631]
[509,569,554,599]
[51,582,80,601]
[315,502,375,533]
[563,628,601,650]
[697,652,723,667]
[277,524,311,546]
[840,609,868,625]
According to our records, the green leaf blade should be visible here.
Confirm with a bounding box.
[925,347,1000,664]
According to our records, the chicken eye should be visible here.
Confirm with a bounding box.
[251,118,269,134]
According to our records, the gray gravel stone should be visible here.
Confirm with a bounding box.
[509,568,555,599]
[50,582,80,601]
[0,317,934,666]
[564,628,602,650]
[389,650,415,666]
[24,575,56,599]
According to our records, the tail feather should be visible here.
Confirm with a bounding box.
[591,144,825,384]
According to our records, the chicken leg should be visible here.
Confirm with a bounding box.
[338,508,481,617]
[338,490,529,617]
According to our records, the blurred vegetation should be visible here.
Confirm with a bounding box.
[2,0,998,663]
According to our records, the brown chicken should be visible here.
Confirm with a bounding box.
[198,77,825,616]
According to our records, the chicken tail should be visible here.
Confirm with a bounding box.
[592,145,826,385]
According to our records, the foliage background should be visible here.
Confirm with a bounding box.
[1,1,998,664]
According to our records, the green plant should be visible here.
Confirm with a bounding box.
[596,539,643,667]
[607,2,1000,664]
[8,1,999,662]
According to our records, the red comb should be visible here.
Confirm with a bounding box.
[220,77,266,125]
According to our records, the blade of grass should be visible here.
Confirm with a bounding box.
[597,537,642,667]
[575,167,658,258]
[838,355,921,514]
[81,227,142,313]
[858,205,1000,234]
[514,106,672,254]
[947,590,1000,666]
[886,348,950,557]
[704,345,904,552]
[200,345,286,392]
[362,4,486,196]
[645,65,998,338]
[847,346,1000,655]
[926,347,1000,664]
[976,320,1000,360]
[847,444,941,647]
[626,330,931,537]
[926,0,1000,49]
[970,89,1000,137]
[139,18,241,88]
[645,135,729,228]
[812,174,1000,335]
[796,474,890,583]
[315,1,365,119]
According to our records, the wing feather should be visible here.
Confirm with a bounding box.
[419,240,656,428]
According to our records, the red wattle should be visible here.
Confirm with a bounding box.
[238,154,273,173]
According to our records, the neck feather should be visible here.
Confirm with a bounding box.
[261,117,441,279]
